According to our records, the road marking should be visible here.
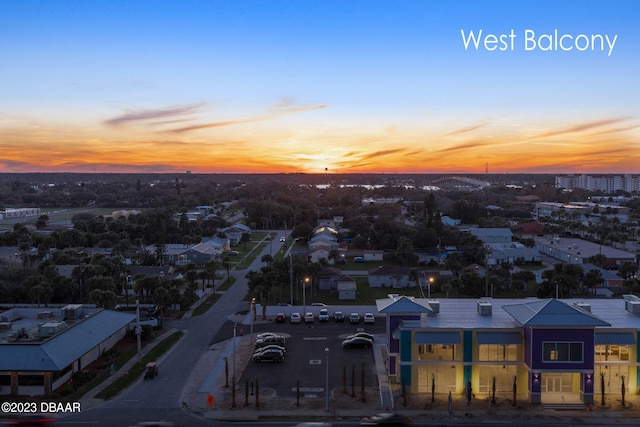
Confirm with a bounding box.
[309,359,322,364]
[292,387,324,392]
[303,336,327,340]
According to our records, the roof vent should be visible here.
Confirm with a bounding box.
[477,301,492,316]
[574,302,591,312]
[623,294,640,315]
[62,304,84,320]
[625,300,640,315]
[427,299,440,314]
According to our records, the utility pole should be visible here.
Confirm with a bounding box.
[135,300,142,364]
[289,253,294,306]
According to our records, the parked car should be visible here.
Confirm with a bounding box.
[252,349,284,363]
[256,332,279,340]
[333,311,345,322]
[290,312,302,324]
[318,308,330,322]
[279,236,286,242]
[304,312,315,323]
[342,336,373,349]
[254,344,286,355]
[347,332,375,342]
[353,256,368,263]
[255,335,286,347]
[349,312,360,324]
[223,250,239,256]
[275,312,286,323]
[311,302,327,306]
[364,313,375,324]
[360,412,413,426]
[146,305,160,317]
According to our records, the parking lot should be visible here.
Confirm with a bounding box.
[241,315,385,402]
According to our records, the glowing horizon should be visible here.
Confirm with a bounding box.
[1,1,639,175]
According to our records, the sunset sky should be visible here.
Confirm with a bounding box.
[1,0,639,174]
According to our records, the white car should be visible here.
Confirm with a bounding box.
[318,308,330,322]
[290,312,302,324]
[279,236,286,242]
[364,313,375,324]
[256,332,279,340]
[304,312,315,323]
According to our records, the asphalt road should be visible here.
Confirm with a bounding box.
[57,233,283,426]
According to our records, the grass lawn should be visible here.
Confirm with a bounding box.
[191,292,222,316]
[308,276,424,306]
[216,276,236,292]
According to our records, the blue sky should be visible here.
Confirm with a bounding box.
[1,0,638,173]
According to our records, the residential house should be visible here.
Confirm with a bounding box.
[221,223,251,245]
[580,263,625,289]
[491,247,541,265]
[362,249,384,262]
[470,228,514,249]
[176,243,218,265]
[201,235,231,254]
[308,234,338,250]
[307,247,331,264]
[441,216,462,227]
[368,265,413,288]
[318,267,343,290]
[337,275,357,300]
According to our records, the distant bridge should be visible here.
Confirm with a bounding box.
[430,176,491,190]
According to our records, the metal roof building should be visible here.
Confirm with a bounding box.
[377,295,640,406]
[0,308,135,396]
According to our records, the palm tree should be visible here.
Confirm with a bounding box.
[584,269,604,296]
[153,286,172,328]
[204,260,218,292]
[408,268,422,297]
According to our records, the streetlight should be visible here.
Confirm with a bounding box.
[233,322,237,387]
[303,277,309,314]
[428,277,434,299]
[250,298,256,336]
[325,347,330,412]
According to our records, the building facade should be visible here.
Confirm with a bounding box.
[555,174,640,193]
[378,295,640,405]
